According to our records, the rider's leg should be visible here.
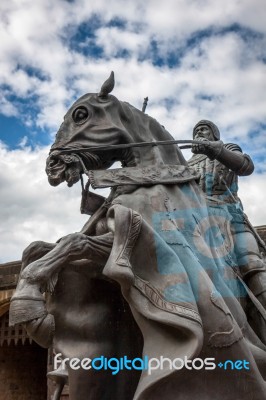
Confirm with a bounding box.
[233,230,266,304]
[233,230,266,343]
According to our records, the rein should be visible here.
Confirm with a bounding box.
[48,139,207,195]
[50,139,206,155]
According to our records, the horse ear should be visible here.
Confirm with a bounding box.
[98,71,115,97]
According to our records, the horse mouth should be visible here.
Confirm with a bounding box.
[46,151,108,187]
[46,154,82,187]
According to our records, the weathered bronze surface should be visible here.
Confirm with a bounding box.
[188,120,266,343]
[10,73,266,399]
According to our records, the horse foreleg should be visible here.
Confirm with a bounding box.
[9,232,113,330]
[21,232,113,285]
[21,240,56,270]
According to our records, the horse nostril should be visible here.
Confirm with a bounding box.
[48,158,61,168]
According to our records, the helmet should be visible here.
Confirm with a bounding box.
[193,120,220,140]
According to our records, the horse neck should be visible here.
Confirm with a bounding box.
[122,106,187,168]
[129,146,173,167]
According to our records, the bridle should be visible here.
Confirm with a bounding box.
[49,139,205,155]
[48,139,207,192]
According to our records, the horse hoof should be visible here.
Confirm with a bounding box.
[9,279,47,326]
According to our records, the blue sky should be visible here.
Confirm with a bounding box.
[0,0,266,262]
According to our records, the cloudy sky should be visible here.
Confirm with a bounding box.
[0,0,266,262]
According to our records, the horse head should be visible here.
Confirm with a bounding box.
[46,72,187,187]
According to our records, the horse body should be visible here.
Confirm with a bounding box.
[10,73,266,399]
[49,265,142,400]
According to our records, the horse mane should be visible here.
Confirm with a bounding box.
[118,99,188,167]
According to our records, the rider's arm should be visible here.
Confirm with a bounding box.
[192,140,254,176]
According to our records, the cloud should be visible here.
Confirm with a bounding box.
[0,0,265,261]
[94,26,149,58]
[239,173,266,226]
[0,142,89,262]
[0,94,18,117]
[0,139,264,263]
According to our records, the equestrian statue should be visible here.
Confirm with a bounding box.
[9,72,266,400]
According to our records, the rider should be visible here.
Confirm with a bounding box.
[187,120,266,324]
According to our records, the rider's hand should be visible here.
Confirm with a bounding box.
[192,139,224,160]
[191,138,210,155]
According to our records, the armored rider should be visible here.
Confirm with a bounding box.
[187,120,266,333]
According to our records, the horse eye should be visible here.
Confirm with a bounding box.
[72,106,89,124]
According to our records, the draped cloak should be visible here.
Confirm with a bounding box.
[87,170,266,400]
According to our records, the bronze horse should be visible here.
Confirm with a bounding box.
[10,73,266,399]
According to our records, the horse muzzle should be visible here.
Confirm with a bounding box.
[46,153,82,187]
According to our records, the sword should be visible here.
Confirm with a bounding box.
[142,96,148,113]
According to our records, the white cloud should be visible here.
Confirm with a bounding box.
[0,140,264,263]
[0,0,265,137]
[0,143,89,262]
[0,94,18,117]
[0,0,265,261]
[94,26,149,58]
[18,135,28,147]
[238,173,266,227]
